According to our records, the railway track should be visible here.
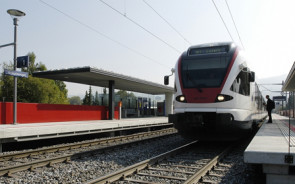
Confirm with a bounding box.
[0,128,176,177]
[86,141,234,184]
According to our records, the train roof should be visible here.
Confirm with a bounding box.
[188,42,236,50]
[184,42,238,57]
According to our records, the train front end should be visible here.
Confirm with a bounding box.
[169,42,256,140]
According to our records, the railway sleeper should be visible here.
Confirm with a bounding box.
[217,163,232,168]
[213,166,230,172]
[136,172,187,181]
[29,166,43,173]
[201,175,221,184]
[160,163,201,169]
[13,159,28,163]
[5,172,19,179]
[202,173,222,181]
[29,156,41,160]
[173,156,211,161]
[200,179,219,184]
[148,167,195,175]
[46,148,59,153]
[124,177,161,184]
[208,172,224,177]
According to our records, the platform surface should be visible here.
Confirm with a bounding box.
[0,117,170,142]
[244,113,295,165]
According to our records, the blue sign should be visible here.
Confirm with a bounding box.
[273,96,286,101]
[17,56,29,68]
[4,69,28,78]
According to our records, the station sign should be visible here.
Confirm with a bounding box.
[17,56,29,68]
[4,69,28,78]
[273,96,286,101]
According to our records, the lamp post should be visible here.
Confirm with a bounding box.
[7,9,26,124]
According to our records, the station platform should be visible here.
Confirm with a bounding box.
[244,113,295,184]
[0,117,171,152]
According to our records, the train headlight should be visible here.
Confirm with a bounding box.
[176,95,186,103]
[217,95,225,101]
[215,94,233,102]
[180,96,185,101]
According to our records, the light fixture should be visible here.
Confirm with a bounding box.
[7,9,26,17]
[180,96,185,102]
[217,95,225,101]
[176,95,186,102]
[215,94,233,102]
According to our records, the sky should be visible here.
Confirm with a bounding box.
[1,0,295,98]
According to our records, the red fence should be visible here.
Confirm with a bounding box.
[0,102,119,124]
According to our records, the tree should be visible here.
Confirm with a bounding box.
[0,52,69,104]
[82,91,89,105]
[55,80,68,98]
[94,91,99,105]
[88,86,93,105]
[69,96,82,105]
[82,86,97,105]
[22,52,47,75]
[115,90,136,108]
[116,90,136,99]
[0,78,2,100]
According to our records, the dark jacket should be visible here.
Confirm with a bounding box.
[267,99,274,111]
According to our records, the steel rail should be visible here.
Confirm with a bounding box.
[85,140,198,184]
[0,128,176,162]
[0,128,177,177]
[86,141,233,184]
[183,145,233,184]
[0,154,71,177]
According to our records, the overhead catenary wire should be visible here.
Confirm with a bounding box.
[259,85,272,92]
[39,0,170,69]
[98,0,182,54]
[211,0,234,41]
[142,0,191,46]
[225,0,245,49]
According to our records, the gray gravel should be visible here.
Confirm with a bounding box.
[0,135,264,184]
[0,135,188,184]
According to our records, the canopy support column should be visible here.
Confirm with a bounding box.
[108,80,115,120]
[165,92,173,116]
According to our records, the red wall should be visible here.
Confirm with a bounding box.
[0,102,119,124]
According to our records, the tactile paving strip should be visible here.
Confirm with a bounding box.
[277,119,295,147]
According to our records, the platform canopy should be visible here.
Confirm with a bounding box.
[282,62,295,91]
[33,66,174,95]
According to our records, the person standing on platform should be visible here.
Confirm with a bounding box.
[264,95,275,123]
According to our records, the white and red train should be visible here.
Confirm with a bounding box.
[165,42,266,140]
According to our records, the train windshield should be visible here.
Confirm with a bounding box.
[181,56,231,88]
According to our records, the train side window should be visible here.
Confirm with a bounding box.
[230,71,250,96]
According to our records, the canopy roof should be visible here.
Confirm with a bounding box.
[282,62,295,91]
[33,66,174,95]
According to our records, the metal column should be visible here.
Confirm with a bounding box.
[165,92,173,116]
[108,80,115,120]
[13,18,18,124]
